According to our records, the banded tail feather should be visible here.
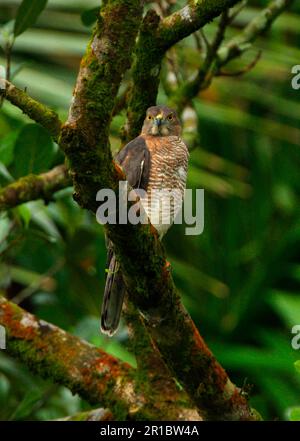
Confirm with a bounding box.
[100,252,126,336]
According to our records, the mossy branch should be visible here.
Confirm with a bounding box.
[56,408,113,421]
[109,219,256,420]
[0,165,71,211]
[60,0,144,211]
[0,79,62,141]
[123,0,242,141]
[157,0,241,51]
[169,0,294,110]
[0,0,268,421]
[217,0,294,65]
[58,0,257,421]
[0,297,201,421]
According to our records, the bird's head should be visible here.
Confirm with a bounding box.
[141,105,181,137]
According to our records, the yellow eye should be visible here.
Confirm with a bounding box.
[147,115,153,120]
[167,114,173,121]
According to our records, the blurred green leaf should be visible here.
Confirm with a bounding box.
[11,62,28,80]
[269,292,300,328]
[73,316,136,366]
[0,20,15,50]
[3,265,43,286]
[0,214,10,243]
[0,162,14,183]
[12,124,55,178]
[0,131,18,166]
[14,0,48,38]
[15,204,32,228]
[0,373,10,403]
[9,388,43,420]
[295,361,300,375]
[288,407,300,421]
[81,7,99,27]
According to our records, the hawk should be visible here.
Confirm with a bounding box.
[101,105,189,336]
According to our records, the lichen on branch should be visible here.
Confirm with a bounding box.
[0,165,71,211]
[169,0,295,110]
[0,296,201,421]
[60,0,144,211]
[1,0,291,422]
[0,80,62,141]
[124,0,242,141]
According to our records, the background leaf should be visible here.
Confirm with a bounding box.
[81,7,99,27]
[0,131,18,166]
[11,124,55,178]
[14,0,48,38]
[288,407,300,421]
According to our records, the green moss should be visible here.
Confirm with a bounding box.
[7,86,61,140]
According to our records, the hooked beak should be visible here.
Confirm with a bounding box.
[154,114,163,127]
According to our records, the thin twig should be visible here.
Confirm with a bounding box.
[11,258,65,305]
[229,0,248,23]
[218,50,262,77]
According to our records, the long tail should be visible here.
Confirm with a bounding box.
[100,251,125,336]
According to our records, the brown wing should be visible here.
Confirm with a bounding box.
[115,136,150,190]
[101,137,150,335]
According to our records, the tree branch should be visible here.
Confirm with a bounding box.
[217,0,295,66]
[170,0,294,109]
[123,0,241,142]
[157,0,240,51]
[0,297,201,421]
[60,0,144,211]
[56,408,113,421]
[111,224,257,420]
[0,165,71,211]
[0,79,62,141]
[58,0,257,421]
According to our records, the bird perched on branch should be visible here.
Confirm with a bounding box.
[101,105,189,336]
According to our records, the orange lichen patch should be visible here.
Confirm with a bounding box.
[93,355,131,378]
[81,49,95,68]
[189,319,213,355]
[0,302,37,341]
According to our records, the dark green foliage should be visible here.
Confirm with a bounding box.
[12,124,55,178]
[81,8,100,27]
[14,0,48,37]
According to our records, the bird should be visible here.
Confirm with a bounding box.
[100,105,189,336]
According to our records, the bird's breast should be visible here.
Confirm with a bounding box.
[140,136,189,237]
[144,136,188,190]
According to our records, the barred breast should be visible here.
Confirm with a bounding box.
[141,136,189,238]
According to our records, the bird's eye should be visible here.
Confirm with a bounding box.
[147,115,153,120]
[167,114,173,121]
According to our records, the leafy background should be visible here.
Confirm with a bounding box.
[0,0,300,420]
